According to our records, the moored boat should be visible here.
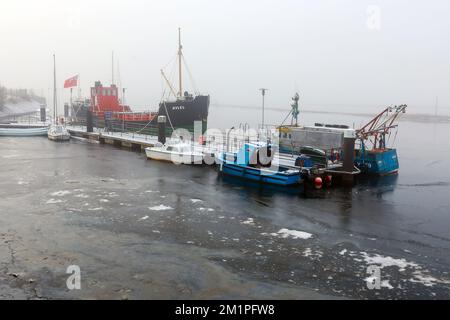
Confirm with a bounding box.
[145,142,204,164]
[0,126,48,136]
[355,105,406,175]
[217,143,302,186]
[48,124,71,141]
[48,54,71,142]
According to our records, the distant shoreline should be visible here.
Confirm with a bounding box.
[213,104,450,124]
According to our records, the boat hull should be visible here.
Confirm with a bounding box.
[0,127,48,137]
[220,163,301,186]
[355,148,399,175]
[48,133,71,141]
[71,95,210,134]
[158,95,209,131]
[145,149,203,164]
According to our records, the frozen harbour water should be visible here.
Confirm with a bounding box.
[1,114,450,299]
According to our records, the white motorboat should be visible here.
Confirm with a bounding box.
[47,124,70,141]
[145,142,204,164]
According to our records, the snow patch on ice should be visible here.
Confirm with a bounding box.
[241,218,255,226]
[148,205,173,211]
[139,215,149,221]
[272,228,313,240]
[190,199,203,203]
[75,194,90,199]
[409,273,438,287]
[88,207,103,211]
[358,252,450,287]
[51,190,71,197]
[46,199,63,204]
[360,252,419,271]
[303,248,323,259]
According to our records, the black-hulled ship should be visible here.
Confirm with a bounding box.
[69,29,209,134]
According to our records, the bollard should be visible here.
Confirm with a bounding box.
[40,105,46,122]
[86,110,93,133]
[158,115,166,144]
[342,129,356,185]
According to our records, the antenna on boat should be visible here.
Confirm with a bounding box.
[291,93,300,126]
[53,54,57,124]
[178,28,183,98]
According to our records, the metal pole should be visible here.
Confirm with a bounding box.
[53,54,57,124]
[122,88,126,133]
[259,88,268,129]
[70,88,73,121]
[178,28,182,97]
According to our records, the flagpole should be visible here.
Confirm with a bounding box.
[70,87,73,120]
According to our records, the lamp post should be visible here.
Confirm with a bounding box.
[259,88,268,130]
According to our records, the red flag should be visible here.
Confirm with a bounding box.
[64,75,78,88]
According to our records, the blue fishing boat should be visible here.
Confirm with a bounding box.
[354,105,406,175]
[355,148,399,175]
[217,143,302,186]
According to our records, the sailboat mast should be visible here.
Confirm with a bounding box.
[53,54,57,123]
[112,51,115,85]
[178,28,182,97]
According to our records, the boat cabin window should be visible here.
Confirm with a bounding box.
[283,133,287,138]
[112,89,116,96]
[166,146,174,152]
[103,89,106,96]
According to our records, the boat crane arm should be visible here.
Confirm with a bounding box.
[357,104,407,140]
[160,69,178,98]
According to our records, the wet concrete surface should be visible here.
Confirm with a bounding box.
[1,134,450,299]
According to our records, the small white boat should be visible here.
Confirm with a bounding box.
[145,142,204,164]
[47,54,70,142]
[0,126,48,137]
[47,124,71,141]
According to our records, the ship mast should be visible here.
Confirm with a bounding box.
[178,28,183,98]
[53,54,57,123]
[112,51,115,85]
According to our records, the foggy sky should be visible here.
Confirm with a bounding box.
[1,0,449,115]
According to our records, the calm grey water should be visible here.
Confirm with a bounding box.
[1,109,450,299]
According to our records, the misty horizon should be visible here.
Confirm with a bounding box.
[1,0,449,116]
